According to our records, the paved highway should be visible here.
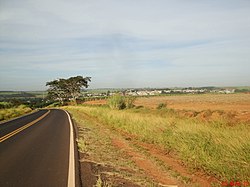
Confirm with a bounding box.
[0,109,77,187]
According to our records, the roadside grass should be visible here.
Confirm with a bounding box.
[66,105,250,183]
[66,107,158,186]
[0,105,32,121]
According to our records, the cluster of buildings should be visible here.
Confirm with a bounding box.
[83,88,235,98]
[125,88,235,96]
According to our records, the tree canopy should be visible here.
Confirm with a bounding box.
[46,76,91,104]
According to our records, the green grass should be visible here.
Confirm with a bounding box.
[65,105,250,182]
[0,105,32,121]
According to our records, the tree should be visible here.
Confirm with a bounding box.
[64,76,91,103]
[46,76,91,104]
[46,79,67,104]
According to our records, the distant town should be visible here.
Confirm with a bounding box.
[0,86,249,109]
[84,87,238,98]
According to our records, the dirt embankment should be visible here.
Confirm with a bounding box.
[73,111,220,187]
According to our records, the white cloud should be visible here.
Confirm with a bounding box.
[0,0,250,90]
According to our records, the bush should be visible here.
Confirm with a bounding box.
[108,95,137,110]
[125,96,136,109]
[157,103,167,109]
[108,94,126,110]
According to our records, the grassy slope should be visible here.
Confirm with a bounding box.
[0,105,32,121]
[68,107,158,186]
[66,105,250,182]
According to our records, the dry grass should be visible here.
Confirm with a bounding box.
[84,94,250,111]
[135,94,250,112]
[0,105,32,121]
[65,105,250,183]
[84,94,250,123]
[67,106,159,186]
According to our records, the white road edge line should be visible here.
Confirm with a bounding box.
[65,110,75,187]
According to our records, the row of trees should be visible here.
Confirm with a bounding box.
[46,76,91,104]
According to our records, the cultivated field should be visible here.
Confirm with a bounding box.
[135,94,250,112]
[65,93,250,186]
[85,93,250,123]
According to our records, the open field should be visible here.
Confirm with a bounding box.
[65,103,250,186]
[134,94,250,111]
[0,91,47,99]
[84,93,250,123]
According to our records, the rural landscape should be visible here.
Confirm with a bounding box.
[1,81,249,187]
[1,0,250,187]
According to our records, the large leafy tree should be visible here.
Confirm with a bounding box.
[46,76,91,104]
[46,79,67,104]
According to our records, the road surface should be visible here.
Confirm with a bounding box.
[0,109,78,187]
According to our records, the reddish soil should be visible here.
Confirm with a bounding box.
[112,135,218,187]
[136,142,218,187]
[112,138,179,187]
[79,94,249,186]
[76,111,222,187]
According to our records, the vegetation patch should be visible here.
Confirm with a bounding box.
[66,107,156,186]
[107,95,136,110]
[156,103,167,109]
[0,104,32,121]
[66,105,250,183]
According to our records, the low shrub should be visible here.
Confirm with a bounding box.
[156,103,167,109]
[108,95,137,110]
[125,96,136,109]
[107,94,126,110]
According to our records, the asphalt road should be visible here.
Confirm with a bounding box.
[0,109,77,187]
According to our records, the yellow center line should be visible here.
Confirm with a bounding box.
[0,110,50,143]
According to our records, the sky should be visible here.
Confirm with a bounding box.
[0,0,250,90]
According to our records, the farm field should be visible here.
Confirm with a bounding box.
[65,93,250,186]
[134,94,250,111]
[0,91,47,99]
[84,93,250,123]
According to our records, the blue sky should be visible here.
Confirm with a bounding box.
[0,0,250,90]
